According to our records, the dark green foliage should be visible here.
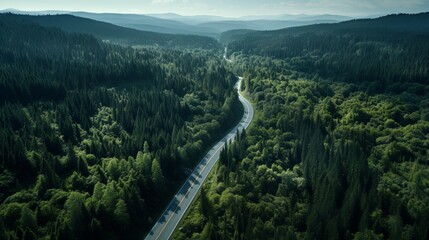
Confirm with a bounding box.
[225,13,429,89]
[0,15,242,239]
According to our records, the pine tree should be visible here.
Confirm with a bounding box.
[114,199,130,227]
[151,159,165,192]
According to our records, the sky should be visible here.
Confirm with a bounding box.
[1,0,429,17]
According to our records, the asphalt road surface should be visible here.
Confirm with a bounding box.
[144,77,254,240]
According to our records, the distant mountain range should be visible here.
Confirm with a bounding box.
[147,13,352,23]
[0,9,353,39]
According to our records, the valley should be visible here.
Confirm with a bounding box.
[0,5,428,240]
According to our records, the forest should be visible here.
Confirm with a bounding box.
[0,15,242,239]
[174,13,429,240]
[2,10,429,240]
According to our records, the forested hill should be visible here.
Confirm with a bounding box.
[225,12,429,89]
[0,13,242,239]
[222,12,429,43]
[0,13,220,49]
[219,29,255,45]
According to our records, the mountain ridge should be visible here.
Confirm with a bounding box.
[221,12,429,44]
[0,13,220,49]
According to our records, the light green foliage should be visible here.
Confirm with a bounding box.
[114,199,130,226]
[92,182,104,201]
[34,175,47,198]
[64,192,86,237]
[101,182,119,214]
[151,159,165,191]
[19,205,37,233]
[136,149,152,181]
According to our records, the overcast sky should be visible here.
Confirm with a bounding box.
[1,0,429,17]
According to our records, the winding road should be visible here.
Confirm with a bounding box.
[144,77,254,240]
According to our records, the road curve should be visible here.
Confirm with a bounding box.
[144,77,253,240]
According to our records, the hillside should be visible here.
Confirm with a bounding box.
[222,12,429,43]
[224,12,429,88]
[0,13,220,49]
[219,29,256,45]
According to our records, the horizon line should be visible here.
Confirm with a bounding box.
[1,7,407,19]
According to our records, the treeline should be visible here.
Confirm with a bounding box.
[0,17,242,239]
[174,52,429,239]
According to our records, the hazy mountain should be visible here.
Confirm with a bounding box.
[0,8,69,15]
[237,13,352,21]
[292,14,353,21]
[0,13,221,49]
[70,12,219,38]
[198,19,342,33]
[148,13,351,23]
[145,12,352,34]
[146,13,230,25]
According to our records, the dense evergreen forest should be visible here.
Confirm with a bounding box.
[0,15,243,239]
[174,13,429,239]
[224,13,429,87]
